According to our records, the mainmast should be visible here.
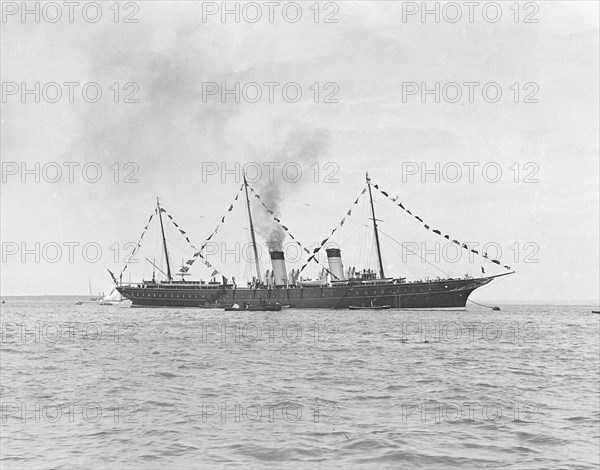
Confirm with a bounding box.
[366,172,385,279]
[243,173,262,283]
[156,197,173,281]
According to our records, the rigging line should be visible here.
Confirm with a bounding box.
[158,192,239,225]
[165,238,196,256]
[157,198,173,281]
[304,201,424,277]
[300,198,447,275]
[292,186,368,270]
[246,184,340,279]
[191,225,271,256]
[243,172,262,283]
[301,200,379,233]
[118,204,157,279]
[300,200,361,217]
[470,270,514,293]
[304,198,491,279]
[302,200,446,275]
[154,199,223,223]
[376,228,454,278]
[367,173,385,279]
[373,182,510,268]
[162,210,198,249]
[467,275,513,309]
[231,223,272,246]
[193,184,245,255]
[468,299,497,309]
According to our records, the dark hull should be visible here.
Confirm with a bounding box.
[117,276,496,310]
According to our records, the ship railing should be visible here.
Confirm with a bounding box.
[122,281,223,290]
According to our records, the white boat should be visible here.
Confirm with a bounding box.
[99,287,127,305]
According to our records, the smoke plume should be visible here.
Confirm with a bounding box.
[253,128,331,252]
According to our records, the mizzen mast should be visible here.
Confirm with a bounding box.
[366,172,385,279]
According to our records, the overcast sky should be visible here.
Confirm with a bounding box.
[1,1,598,303]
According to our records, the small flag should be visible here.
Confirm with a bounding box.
[481,266,485,274]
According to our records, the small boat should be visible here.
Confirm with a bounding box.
[88,280,103,301]
[225,302,282,312]
[349,305,391,310]
[492,306,501,311]
[75,301,83,305]
[592,310,600,314]
[98,287,127,306]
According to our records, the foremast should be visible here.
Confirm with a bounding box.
[366,172,385,279]
[156,197,173,281]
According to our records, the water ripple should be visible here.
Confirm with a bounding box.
[1,302,598,469]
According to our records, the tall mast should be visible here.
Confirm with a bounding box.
[156,197,172,281]
[366,172,385,279]
[243,173,262,283]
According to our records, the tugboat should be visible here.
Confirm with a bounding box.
[115,173,513,310]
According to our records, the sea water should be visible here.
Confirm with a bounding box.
[1,300,598,469]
